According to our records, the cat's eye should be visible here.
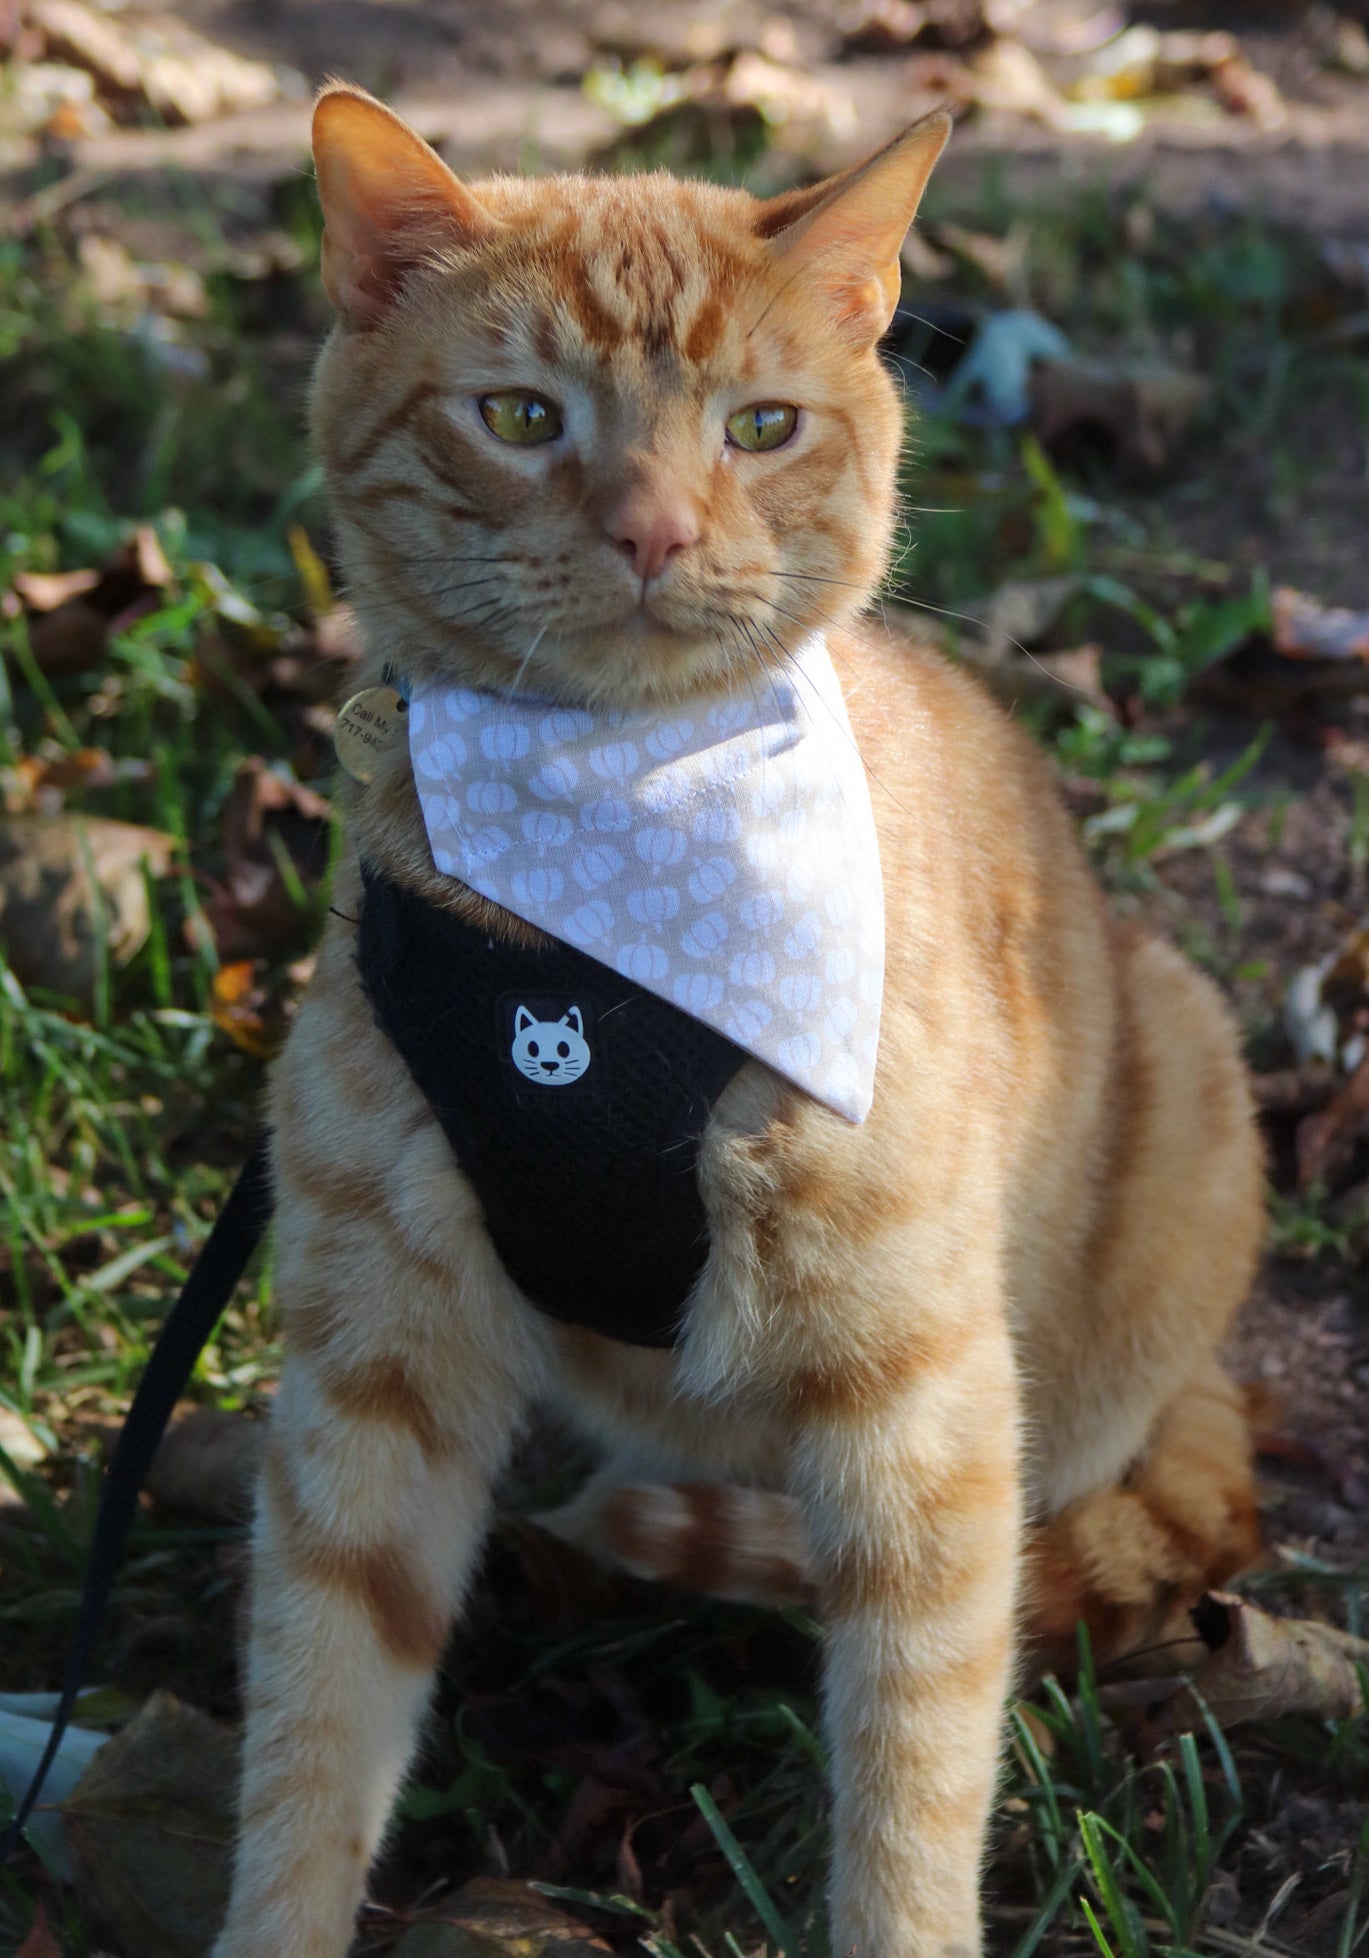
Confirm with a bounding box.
[479,392,563,445]
[726,403,798,453]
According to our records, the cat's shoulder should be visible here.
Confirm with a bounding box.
[835,614,1061,798]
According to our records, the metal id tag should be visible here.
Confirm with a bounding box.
[335,686,407,783]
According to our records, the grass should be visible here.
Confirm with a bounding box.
[1,122,1368,1958]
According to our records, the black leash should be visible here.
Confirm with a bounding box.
[0,1138,274,1870]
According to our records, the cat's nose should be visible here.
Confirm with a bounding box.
[606,489,700,583]
[540,1060,558,1072]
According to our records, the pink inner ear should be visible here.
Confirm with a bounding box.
[312,88,498,321]
[762,112,950,343]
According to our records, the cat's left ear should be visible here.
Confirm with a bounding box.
[312,82,502,325]
[761,110,951,345]
[564,1007,584,1036]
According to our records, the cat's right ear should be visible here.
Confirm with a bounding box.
[514,1006,535,1034]
[312,83,501,325]
[759,110,951,346]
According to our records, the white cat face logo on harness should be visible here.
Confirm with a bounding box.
[511,1005,592,1086]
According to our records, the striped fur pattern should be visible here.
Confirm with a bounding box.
[211,86,1265,1958]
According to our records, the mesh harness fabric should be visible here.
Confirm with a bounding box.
[356,864,748,1348]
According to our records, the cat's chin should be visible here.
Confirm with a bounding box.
[459,618,762,710]
[543,622,754,709]
[372,595,806,709]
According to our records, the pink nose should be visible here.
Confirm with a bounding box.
[606,492,700,583]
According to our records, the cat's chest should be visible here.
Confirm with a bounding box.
[356,864,748,1347]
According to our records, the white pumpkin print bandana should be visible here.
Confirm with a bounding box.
[407,636,884,1123]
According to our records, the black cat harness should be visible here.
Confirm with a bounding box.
[357,863,748,1349]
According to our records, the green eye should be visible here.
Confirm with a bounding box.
[726,403,798,452]
[478,392,563,444]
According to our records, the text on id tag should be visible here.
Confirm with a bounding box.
[335,686,406,783]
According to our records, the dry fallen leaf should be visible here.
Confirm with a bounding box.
[720,50,856,140]
[7,747,153,818]
[208,957,288,1059]
[11,525,175,677]
[12,567,102,612]
[1031,359,1209,472]
[64,1692,236,1958]
[393,1878,613,1958]
[1297,1054,1369,1194]
[839,0,987,54]
[1148,1592,1369,1734]
[202,758,330,960]
[26,0,286,124]
[1273,587,1369,663]
[965,574,1079,671]
[0,1405,47,1514]
[0,813,175,1001]
[1212,51,1287,130]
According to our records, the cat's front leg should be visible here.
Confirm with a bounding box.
[212,1205,541,1958]
[794,1306,1021,1958]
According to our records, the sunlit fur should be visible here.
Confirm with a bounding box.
[212,87,1265,1958]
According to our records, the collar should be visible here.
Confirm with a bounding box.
[405,635,884,1123]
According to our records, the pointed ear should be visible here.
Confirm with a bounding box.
[312,83,501,325]
[760,110,951,345]
[564,1006,584,1035]
[515,1006,535,1034]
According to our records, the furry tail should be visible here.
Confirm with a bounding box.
[538,1477,813,1609]
[535,1362,1261,1674]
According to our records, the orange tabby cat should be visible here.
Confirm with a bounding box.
[210,85,1264,1958]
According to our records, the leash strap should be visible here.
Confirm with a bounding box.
[0,1137,274,1869]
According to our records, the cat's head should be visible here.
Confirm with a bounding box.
[310,85,948,707]
[510,1004,591,1086]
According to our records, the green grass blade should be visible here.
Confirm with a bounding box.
[1077,1811,1147,1958]
[692,1782,795,1957]
[1080,1897,1119,1958]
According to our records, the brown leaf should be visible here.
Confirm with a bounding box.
[967,574,1079,672]
[393,1878,612,1958]
[8,746,153,817]
[1151,1592,1369,1733]
[12,525,176,676]
[202,758,330,960]
[1297,1054,1369,1193]
[26,600,114,678]
[1251,1067,1338,1120]
[146,1408,265,1520]
[11,567,102,611]
[975,643,1110,724]
[208,957,287,1058]
[63,1692,237,1958]
[0,813,175,1002]
[16,1901,63,1958]
[839,0,987,54]
[27,0,284,124]
[1031,359,1209,472]
[1212,52,1287,130]
[932,220,1028,292]
[1273,587,1369,663]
